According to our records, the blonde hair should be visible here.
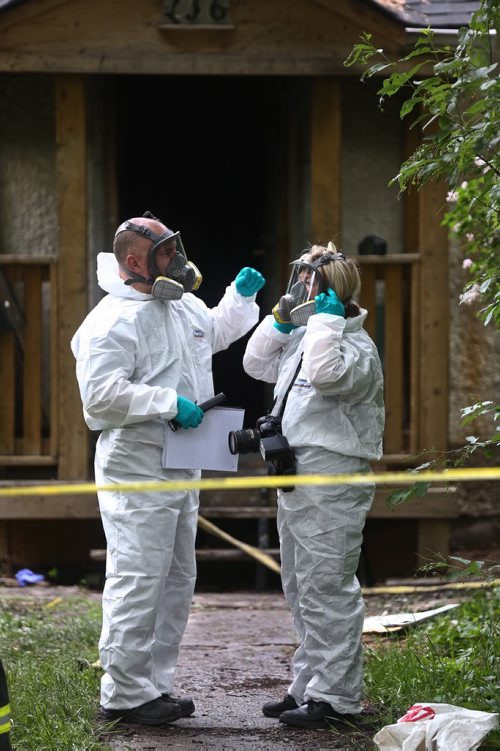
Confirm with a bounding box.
[299,242,361,317]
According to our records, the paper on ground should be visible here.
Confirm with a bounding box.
[374,703,499,751]
[363,603,459,633]
[163,407,244,472]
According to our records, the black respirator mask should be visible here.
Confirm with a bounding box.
[115,211,202,300]
[273,251,345,326]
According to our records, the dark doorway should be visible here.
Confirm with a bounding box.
[115,75,290,427]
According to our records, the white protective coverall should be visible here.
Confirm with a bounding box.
[243,311,384,714]
[71,253,259,710]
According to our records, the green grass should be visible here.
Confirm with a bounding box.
[0,595,110,750]
[364,587,500,748]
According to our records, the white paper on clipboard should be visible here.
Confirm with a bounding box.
[162,406,245,472]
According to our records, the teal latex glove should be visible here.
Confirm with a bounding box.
[315,288,345,318]
[175,395,204,429]
[234,267,266,297]
[273,321,297,334]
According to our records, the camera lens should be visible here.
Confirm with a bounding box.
[228,428,260,455]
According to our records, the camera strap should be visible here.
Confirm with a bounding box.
[272,352,303,421]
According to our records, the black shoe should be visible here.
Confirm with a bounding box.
[279,699,357,729]
[101,697,182,726]
[262,694,299,718]
[161,693,195,717]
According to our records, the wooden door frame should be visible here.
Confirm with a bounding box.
[403,117,449,454]
[52,73,449,479]
[55,75,89,480]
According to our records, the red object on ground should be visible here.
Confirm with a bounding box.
[398,704,436,723]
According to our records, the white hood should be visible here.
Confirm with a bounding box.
[97,252,152,301]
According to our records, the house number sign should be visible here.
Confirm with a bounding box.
[163,0,232,26]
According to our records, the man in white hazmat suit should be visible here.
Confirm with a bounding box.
[71,212,265,726]
[242,243,384,729]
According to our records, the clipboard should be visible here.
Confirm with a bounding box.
[162,406,245,471]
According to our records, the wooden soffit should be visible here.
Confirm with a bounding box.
[0,0,406,75]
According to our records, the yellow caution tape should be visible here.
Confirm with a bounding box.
[362,579,500,595]
[1,467,497,577]
[0,466,498,497]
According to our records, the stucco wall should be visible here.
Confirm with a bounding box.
[448,240,500,532]
[341,78,404,255]
[449,242,499,445]
[0,74,57,254]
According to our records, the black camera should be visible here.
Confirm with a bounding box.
[228,414,296,492]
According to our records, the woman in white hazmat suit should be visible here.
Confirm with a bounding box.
[71,214,265,726]
[242,243,384,730]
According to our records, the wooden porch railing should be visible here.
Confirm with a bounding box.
[0,253,459,568]
[358,254,420,460]
[0,256,58,468]
[0,253,420,474]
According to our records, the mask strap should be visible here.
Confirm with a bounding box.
[118,262,154,287]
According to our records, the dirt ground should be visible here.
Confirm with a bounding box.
[0,575,494,750]
[95,584,481,751]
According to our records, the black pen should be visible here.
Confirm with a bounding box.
[168,392,227,432]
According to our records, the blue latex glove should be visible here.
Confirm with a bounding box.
[234,267,266,297]
[15,568,45,587]
[273,321,297,334]
[175,395,204,429]
[315,288,345,318]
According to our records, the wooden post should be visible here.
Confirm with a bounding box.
[311,78,342,244]
[401,116,450,559]
[0,521,8,570]
[55,75,89,480]
[0,333,15,455]
[417,179,449,453]
[23,267,43,454]
[416,177,450,559]
[384,265,404,453]
[403,119,422,453]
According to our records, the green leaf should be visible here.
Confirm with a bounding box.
[480,78,498,91]
[415,481,431,497]
[367,62,392,75]
[386,480,431,508]
[464,99,489,116]
[400,97,421,118]
[449,556,473,566]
